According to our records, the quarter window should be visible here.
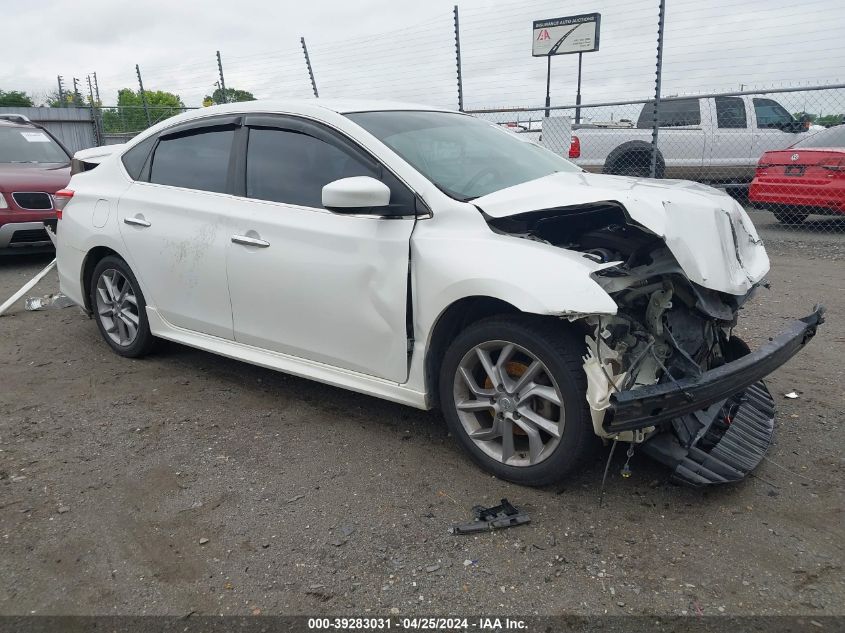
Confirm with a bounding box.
[714,97,747,129]
[753,98,794,129]
[121,135,157,180]
[148,128,235,193]
[246,127,401,210]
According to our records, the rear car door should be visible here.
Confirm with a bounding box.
[709,96,753,181]
[117,117,239,339]
[225,115,418,382]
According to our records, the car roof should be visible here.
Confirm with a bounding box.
[0,118,36,129]
[178,99,460,120]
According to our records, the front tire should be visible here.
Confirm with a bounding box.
[438,315,597,486]
[90,255,155,358]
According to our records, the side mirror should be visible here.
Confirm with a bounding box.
[322,176,391,213]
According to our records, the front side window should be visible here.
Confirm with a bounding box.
[148,128,234,193]
[715,97,747,129]
[637,99,701,128]
[753,98,794,129]
[347,110,580,200]
[246,127,378,208]
[0,126,69,163]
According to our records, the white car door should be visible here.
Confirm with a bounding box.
[751,97,806,158]
[117,117,239,339]
[708,96,753,181]
[225,115,418,382]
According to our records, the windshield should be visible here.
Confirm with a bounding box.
[0,126,69,163]
[793,125,845,148]
[347,110,580,200]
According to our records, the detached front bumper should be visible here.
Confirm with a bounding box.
[604,306,825,434]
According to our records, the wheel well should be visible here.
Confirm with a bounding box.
[425,296,519,408]
[81,246,121,311]
[603,142,665,177]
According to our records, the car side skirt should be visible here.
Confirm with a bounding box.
[146,307,430,410]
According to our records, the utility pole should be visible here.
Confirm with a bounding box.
[301,37,319,98]
[649,0,666,178]
[136,64,152,126]
[56,76,66,107]
[453,5,464,112]
[216,50,227,103]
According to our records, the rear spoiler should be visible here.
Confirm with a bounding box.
[71,144,125,175]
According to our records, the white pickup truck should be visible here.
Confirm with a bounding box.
[541,95,810,185]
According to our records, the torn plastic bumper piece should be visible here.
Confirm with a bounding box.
[641,380,775,486]
[603,306,825,434]
[450,498,530,535]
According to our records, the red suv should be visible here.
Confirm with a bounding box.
[0,115,71,251]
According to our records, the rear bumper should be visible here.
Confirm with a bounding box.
[749,181,845,213]
[0,221,53,249]
[604,306,825,433]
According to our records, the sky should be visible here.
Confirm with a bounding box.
[4,0,845,116]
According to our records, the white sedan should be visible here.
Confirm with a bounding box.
[54,100,823,487]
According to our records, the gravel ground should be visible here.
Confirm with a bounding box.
[0,209,843,617]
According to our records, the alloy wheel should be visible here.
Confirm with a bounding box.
[452,340,565,467]
[95,268,140,347]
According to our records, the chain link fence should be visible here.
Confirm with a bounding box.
[469,85,845,234]
[29,0,844,235]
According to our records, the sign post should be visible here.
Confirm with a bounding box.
[532,12,601,119]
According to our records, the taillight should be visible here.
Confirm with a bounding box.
[820,157,845,173]
[568,135,581,159]
[53,189,74,219]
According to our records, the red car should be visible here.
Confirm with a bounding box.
[0,115,71,251]
[750,124,845,223]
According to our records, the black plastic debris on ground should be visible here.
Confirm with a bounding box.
[450,498,530,535]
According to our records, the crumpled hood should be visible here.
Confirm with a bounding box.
[474,171,770,296]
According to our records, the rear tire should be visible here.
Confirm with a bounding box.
[773,209,809,224]
[90,255,155,358]
[438,315,597,486]
[605,151,664,179]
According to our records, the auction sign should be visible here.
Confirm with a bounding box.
[532,13,601,56]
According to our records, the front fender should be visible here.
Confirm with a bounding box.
[413,229,618,337]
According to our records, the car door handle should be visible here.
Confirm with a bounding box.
[124,216,151,228]
[231,234,270,248]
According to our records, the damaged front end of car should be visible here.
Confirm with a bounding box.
[480,186,824,486]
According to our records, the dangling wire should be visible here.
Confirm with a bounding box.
[599,439,619,508]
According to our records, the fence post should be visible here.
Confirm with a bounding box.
[454,5,464,112]
[136,64,152,126]
[86,75,101,146]
[92,72,101,103]
[57,76,65,107]
[301,37,319,98]
[216,51,228,103]
[72,78,82,106]
[649,0,666,178]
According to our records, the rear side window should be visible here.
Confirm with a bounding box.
[246,127,402,210]
[149,129,235,193]
[637,99,701,128]
[121,135,157,180]
[714,97,747,129]
[753,98,793,129]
